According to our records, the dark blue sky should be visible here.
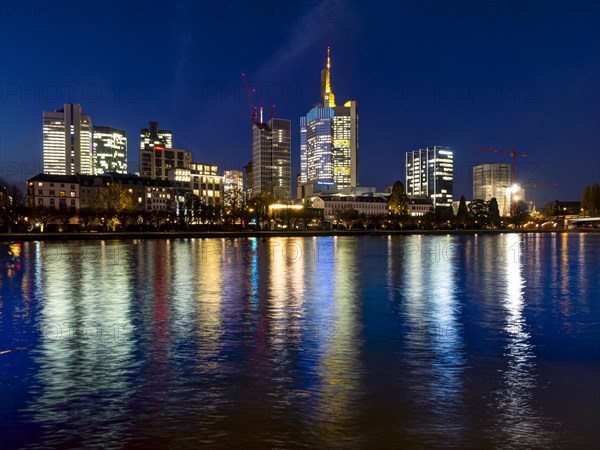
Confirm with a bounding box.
[1,0,598,206]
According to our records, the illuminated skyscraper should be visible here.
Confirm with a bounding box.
[140,121,172,151]
[473,163,520,216]
[405,146,454,208]
[252,118,291,202]
[92,126,127,174]
[300,48,358,194]
[43,104,93,175]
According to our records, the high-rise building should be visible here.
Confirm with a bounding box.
[473,163,523,216]
[138,121,190,180]
[405,146,454,208]
[92,126,127,175]
[43,104,93,175]
[300,48,358,194]
[252,118,291,202]
[140,121,172,151]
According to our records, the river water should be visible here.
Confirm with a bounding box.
[1,234,599,448]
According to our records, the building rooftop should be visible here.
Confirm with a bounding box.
[320,195,387,203]
[28,174,80,184]
[408,195,434,205]
[28,173,172,188]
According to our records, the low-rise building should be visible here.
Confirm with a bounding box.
[408,195,434,216]
[312,194,388,222]
[27,174,81,211]
[27,173,173,212]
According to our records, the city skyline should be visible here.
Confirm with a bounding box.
[1,3,600,447]
[1,1,598,206]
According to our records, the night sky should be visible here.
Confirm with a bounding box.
[1,0,598,206]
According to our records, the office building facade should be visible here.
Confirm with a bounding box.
[405,146,454,208]
[43,104,93,175]
[168,163,223,206]
[140,121,172,151]
[140,147,192,181]
[252,118,291,202]
[93,126,127,175]
[139,121,190,180]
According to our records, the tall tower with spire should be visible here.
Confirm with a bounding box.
[299,47,358,198]
[321,47,336,108]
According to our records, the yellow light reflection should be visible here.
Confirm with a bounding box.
[196,239,223,363]
[316,237,360,434]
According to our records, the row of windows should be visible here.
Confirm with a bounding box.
[38,198,76,206]
[327,203,387,210]
[36,189,77,197]
[36,182,76,189]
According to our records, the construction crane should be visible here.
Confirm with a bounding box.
[241,72,276,124]
[241,72,258,124]
[473,146,528,185]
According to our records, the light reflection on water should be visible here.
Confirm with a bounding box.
[0,235,599,448]
[492,234,553,448]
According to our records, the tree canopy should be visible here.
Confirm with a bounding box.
[387,181,410,216]
[581,182,600,215]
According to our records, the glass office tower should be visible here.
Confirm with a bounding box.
[406,146,454,208]
[43,103,93,175]
[93,126,127,174]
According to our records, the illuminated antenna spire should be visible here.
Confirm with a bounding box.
[324,46,336,107]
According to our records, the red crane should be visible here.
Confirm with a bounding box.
[473,146,528,185]
[241,72,276,123]
[241,72,258,124]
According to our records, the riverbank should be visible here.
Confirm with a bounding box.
[0,228,578,242]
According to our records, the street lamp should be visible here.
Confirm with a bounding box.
[506,184,521,218]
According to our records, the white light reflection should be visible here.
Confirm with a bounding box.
[401,236,466,445]
[492,233,552,448]
[27,241,135,446]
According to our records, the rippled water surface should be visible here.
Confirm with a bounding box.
[1,234,599,448]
